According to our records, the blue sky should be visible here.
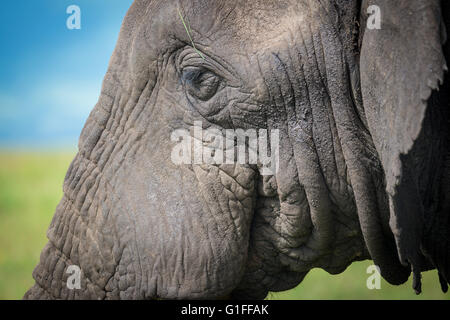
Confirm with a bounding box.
[0,1,133,148]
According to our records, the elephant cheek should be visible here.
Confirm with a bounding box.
[115,153,257,299]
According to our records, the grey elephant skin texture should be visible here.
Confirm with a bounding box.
[24,0,450,299]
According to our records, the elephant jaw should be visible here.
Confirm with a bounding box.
[105,150,259,299]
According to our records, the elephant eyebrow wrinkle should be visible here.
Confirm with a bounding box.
[177,8,205,60]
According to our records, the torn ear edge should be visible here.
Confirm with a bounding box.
[358,0,450,294]
[421,0,450,294]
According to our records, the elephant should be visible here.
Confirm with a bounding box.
[24,0,450,299]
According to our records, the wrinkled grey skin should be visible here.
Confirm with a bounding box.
[24,0,450,299]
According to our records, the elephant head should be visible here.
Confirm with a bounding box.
[25,0,450,299]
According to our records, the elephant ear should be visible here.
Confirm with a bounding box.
[359,0,448,292]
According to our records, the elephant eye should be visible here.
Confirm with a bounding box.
[182,67,221,101]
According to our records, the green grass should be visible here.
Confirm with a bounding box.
[0,151,448,300]
[267,261,449,300]
[0,151,75,299]
[177,8,205,60]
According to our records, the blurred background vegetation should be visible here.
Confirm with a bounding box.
[0,152,448,299]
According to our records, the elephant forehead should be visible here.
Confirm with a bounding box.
[180,0,317,51]
[128,0,324,88]
[221,4,312,47]
[176,0,323,88]
[136,0,315,54]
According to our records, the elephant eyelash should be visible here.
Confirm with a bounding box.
[181,68,204,84]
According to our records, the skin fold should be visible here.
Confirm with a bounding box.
[24,0,450,299]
